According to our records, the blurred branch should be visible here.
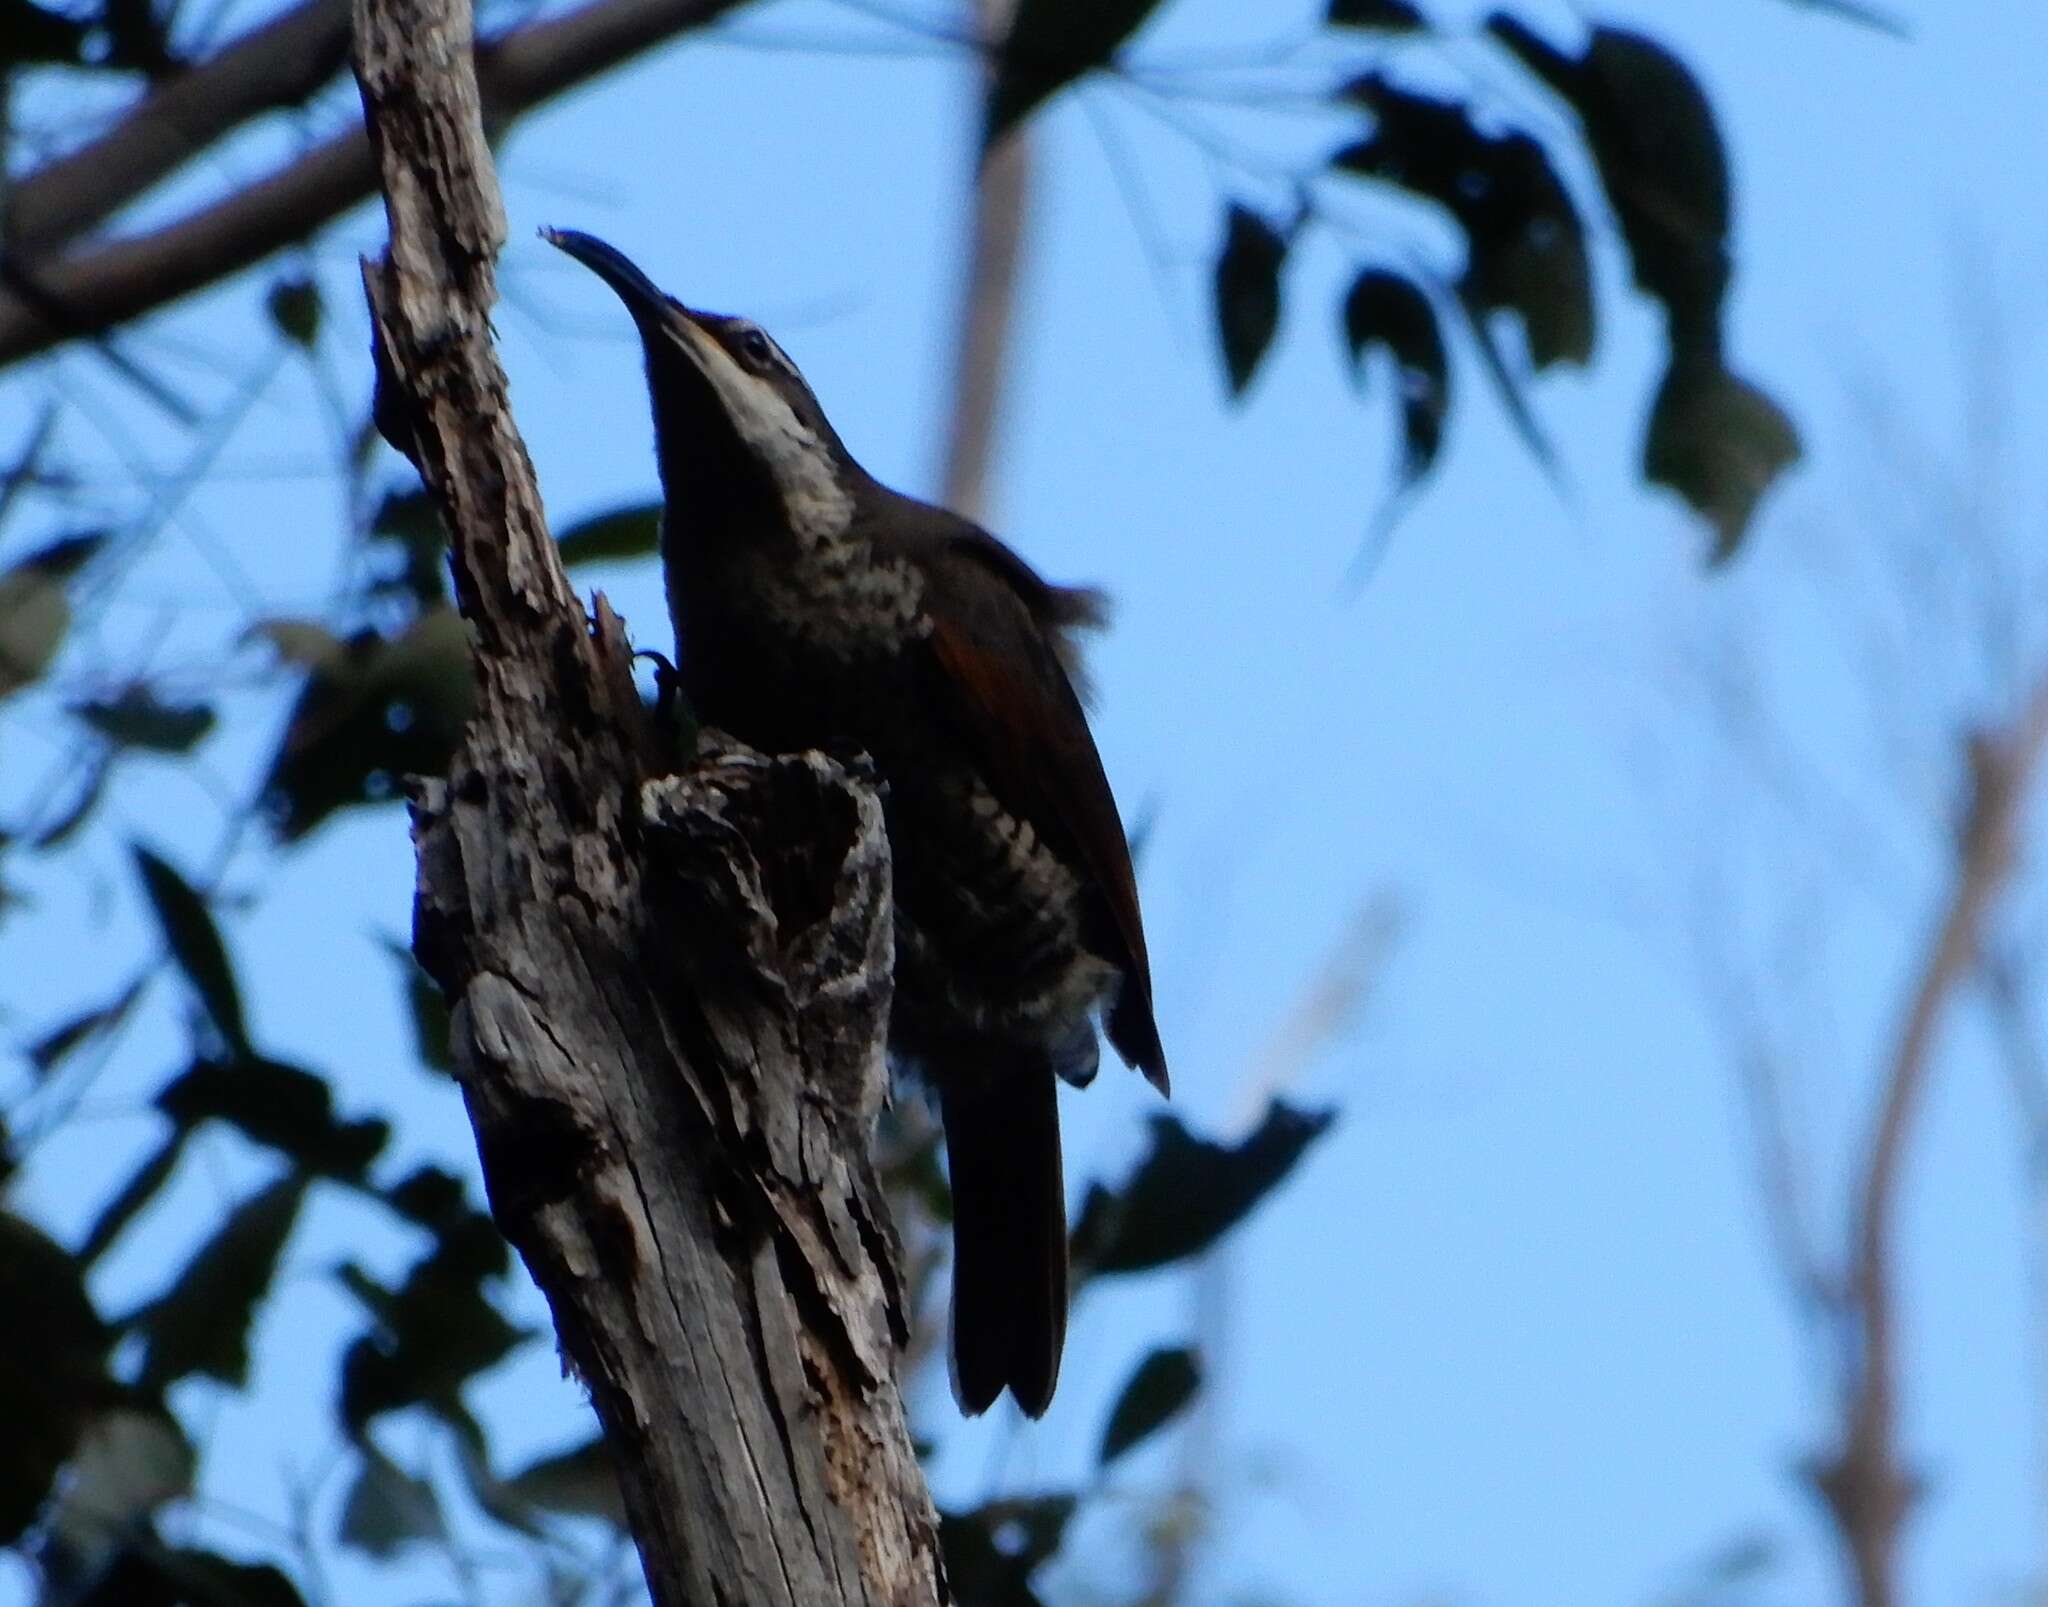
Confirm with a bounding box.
[1986,943,2048,1598]
[1814,667,2048,1607]
[937,1,1029,522]
[0,0,749,369]
[6,0,354,255]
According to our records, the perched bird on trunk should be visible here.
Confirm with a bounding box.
[546,228,1167,1418]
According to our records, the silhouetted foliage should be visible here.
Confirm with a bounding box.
[0,0,1840,1599]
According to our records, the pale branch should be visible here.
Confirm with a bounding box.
[1815,666,2048,1607]
[937,0,1030,525]
[352,0,945,1597]
[938,130,1027,522]
[0,0,747,369]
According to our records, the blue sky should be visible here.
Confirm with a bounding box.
[5,0,2046,1603]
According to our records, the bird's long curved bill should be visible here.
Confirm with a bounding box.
[541,227,670,325]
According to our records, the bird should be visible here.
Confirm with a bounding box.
[544,227,1167,1418]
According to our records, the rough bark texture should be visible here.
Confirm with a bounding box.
[351,0,946,1601]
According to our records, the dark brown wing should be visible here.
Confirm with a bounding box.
[919,529,1168,1091]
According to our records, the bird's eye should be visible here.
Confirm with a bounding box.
[736,328,772,366]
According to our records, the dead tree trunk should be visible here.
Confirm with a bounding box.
[350,0,948,1601]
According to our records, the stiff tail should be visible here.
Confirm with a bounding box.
[940,1066,1067,1417]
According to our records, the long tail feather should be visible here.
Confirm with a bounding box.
[941,1065,1067,1417]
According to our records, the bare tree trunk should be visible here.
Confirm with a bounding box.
[351,0,947,1601]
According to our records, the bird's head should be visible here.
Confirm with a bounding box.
[544,227,859,543]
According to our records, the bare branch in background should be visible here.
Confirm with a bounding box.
[0,0,748,369]
[1661,271,2048,1607]
[1815,670,2048,1607]
[6,0,354,254]
[1985,946,2048,1593]
[938,0,1031,524]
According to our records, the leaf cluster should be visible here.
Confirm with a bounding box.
[1212,10,1800,557]
[976,0,1801,557]
[0,836,568,1602]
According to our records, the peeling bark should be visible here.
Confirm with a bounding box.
[351,0,946,1599]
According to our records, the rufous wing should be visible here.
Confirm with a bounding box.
[920,533,1168,1092]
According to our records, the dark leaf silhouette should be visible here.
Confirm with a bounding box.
[1215,204,1288,396]
[41,1407,195,1586]
[382,936,453,1072]
[0,1212,112,1542]
[1646,358,1801,562]
[1071,1100,1336,1275]
[266,277,323,350]
[1098,1344,1201,1465]
[0,0,94,66]
[366,485,448,605]
[259,608,475,839]
[129,1173,309,1392]
[78,1132,188,1268]
[1328,0,1425,27]
[939,1494,1077,1607]
[337,1199,526,1433]
[7,531,104,579]
[1457,295,1559,482]
[1486,18,1727,354]
[158,1057,389,1181]
[483,1435,627,1530]
[68,1546,306,1607]
[99,0,178,76]
[76,687,217,753]
[338,1445,442,1557]
[133,843,250,1056]
[380,1164,484,1236]
[27,977,145,1077]
[556,501,661,566]
[1334,79,1593,370]
[1341,269,1449,488]
[0,533,105,699]
[984,0,1166,149]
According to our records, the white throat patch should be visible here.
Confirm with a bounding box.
[670,324,853,546]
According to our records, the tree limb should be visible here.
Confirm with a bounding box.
[352,0,945,1597]
[5,0,354,256]
[0,0,748,369]
[938,42,1031,523]
[1815,668,2048,1607]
